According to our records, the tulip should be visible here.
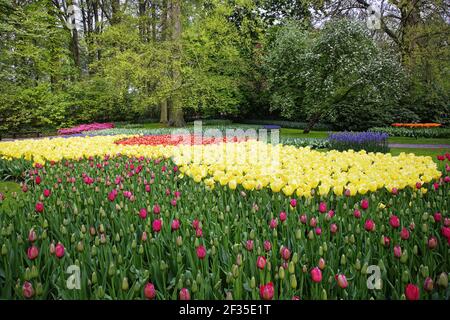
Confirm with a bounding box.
[179,288,190,300]
[400,227,410,240]
[405,284,420,300]
[360,199,369,210]
[256,256,266,270]
[311,267,322,283]
[394,245,402,258]
[22,281,34,299]
[269,218,278,229]
[434,212,442,223]
[428,237,438,249]
[336,274,348,289]
[309,217,317,227]
[246,240,254,251]
[290,199,297,207]
[139,208,147,219]
[153,204,161,214]
[423,277,434,292]
[27,246,39,260]
[35,176,41,185]
[196,228,203,238]
[330,224,338,234]
[281,247,291,261]
[389,215,400,228]
[318,258,326,270]
[353,209,361,219]
[315,227,322,235]
[192,219,200,230]
[318,202,327,213]
[299,214,307,224]
[171,219,180,231]
[437,272,448,288]
[152,219,162,233]
[264,240,271,252]
[35,202,44,213]
[383,236,391,247]
[364,219,375,232]
[28,229,37,243]
[292,296,301,300]
[259,282,274,300]
[196,245,206,259]
[279,211,287,222]
[55,243,65,258]
[43,189,51,198]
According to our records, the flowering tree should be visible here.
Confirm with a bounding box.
[266,19,405,132]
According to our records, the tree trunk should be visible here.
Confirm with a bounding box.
[303,113,321,134]
[168,0,185,127]
[159,0,169,124]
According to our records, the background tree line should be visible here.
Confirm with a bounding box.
[0,0,448,132]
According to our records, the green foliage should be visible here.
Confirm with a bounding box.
[265,19,406,131]
[370,127,450,139]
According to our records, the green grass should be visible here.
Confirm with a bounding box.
[388,137,450,145]
[280,128,329,139]
[389,148,449,160]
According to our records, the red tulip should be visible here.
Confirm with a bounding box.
[196,245,206,259]
[361,199,369,210]
[318,202,327,213]
[428,237,438,249]
[263,240,271,252]
[171,219,180,231]
[27,246,39,260]
[53,243,64,258]
[35,176,41,185]
[281,247,291,261]
[299,214,307,224]
[152,219,162,233]
[364,219,375,232]
[442,226,450,239]
[311,267,322,283]
[144,283,156,299]
[139,208,147,219]
[405,284,420,300]
[269,218,278,229]
[35,202,44,213]
[400,227,410,240]
[290,199,297,207]
[43,189,51,198]
[256,256,266,270]
[330,223,338,234]
[179,288,190,300]
[192,219,200,230]
[434,212,442,223]
[423,277,434,292]
[22,281,34,299]
[259,282,274,300]
[394,245,402,258]
[383,236,391,247]
[416,182,422,189]
[336,274,348,289]
[389,215,400,228]
[28,229,37,243]
[246,240,254,251]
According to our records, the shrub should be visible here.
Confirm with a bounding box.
[370,127,450,139]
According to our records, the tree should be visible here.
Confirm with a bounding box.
[265,19,405,132]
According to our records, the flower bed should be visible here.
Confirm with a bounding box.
[328,132,389,153]
[115,134,250,146]
[0,152,449,300]
[0,136,449,300]
[58,123,115,135]
[370,127,450,139]
[392,123,442,128]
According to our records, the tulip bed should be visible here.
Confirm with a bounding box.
[0,135,449,300]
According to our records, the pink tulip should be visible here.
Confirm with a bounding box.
[27,246,39,260]
[196,245,206,259]
[171,219,180,231]
[279,211,287,222]
[318,202,327,213]
[264,240,271,252]
[55,243,65,258]
[389,215,400,228]
[336,274,348,289]
[139,208,147,219]
[179,288,190,300]
[256,256,266,270]
[144,283,156,299]
[22,281,34,299]
[361,199,369,210]
[311,267,322,283]
[152,219,162,233]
